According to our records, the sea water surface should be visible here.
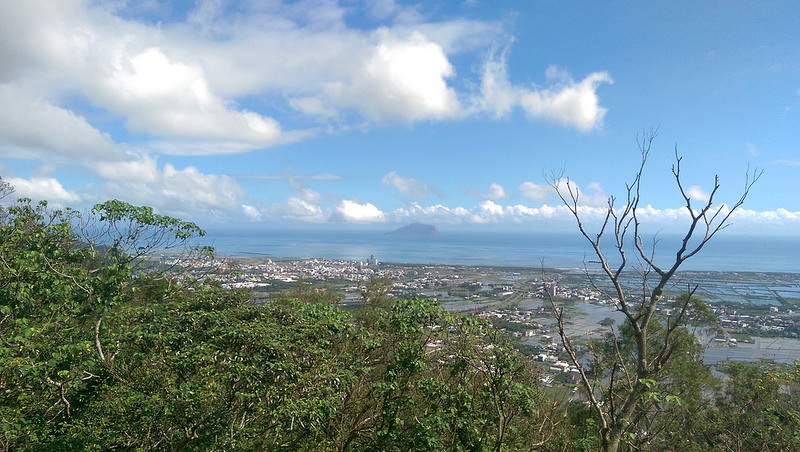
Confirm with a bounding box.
[202,229,800,273]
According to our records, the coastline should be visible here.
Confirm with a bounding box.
[202,229,800,274]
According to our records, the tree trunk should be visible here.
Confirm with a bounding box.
[603,433,621,452]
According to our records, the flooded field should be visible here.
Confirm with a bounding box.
[509,298,799,365]
[703,337,800,365]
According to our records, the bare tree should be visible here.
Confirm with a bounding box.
[546,130,761,452]
[0,177,12,200]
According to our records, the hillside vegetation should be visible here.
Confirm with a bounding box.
[1,197,799,451]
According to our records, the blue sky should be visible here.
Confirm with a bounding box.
[1,0,798,234]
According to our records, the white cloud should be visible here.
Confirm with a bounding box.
[465,182,509,200]
[551,179,609,207]
[519,67,612,131]
[264,183,328,222]
[378,197,800,233]
[382,171,441,198]
[479,49,516,118]
[630,205,690,223]
[480,57,612,130]
[0,85,121,162]
[0,0,611,152]
[174,11,484,125]
[86,163,247,219]
[296,187,323,205]
[582,182,609,207]
[686,185,710,203]
[0,1,288,155]
[268,196,325,222]
[4,176,81,204]
[518,181,551,202]
[98,47,283,144]
[288,197,324,217]
[333,200,385,223]
[479,200,503,215]
[288,96,340,120]
[0,83,255,218]
[732,207,799,223]
[242,203,261,220]
[92,155,159,183]
[345,29,461,122]
[486,182,507,200]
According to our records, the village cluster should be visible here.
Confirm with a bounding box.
[194,256,799,340]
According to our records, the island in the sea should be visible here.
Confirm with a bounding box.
[386,222,439,236]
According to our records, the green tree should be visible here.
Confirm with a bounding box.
[440,315,564,451]
[695,362,800,451]
[68,285,359,450]
[0,198,215,449]
[339,294,560,451]
[0,200,101,448]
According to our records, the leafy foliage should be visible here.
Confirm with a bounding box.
[1,195,799,451]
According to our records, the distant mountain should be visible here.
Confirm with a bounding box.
[386,223,439,236]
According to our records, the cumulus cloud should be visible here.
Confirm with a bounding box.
[480,55,612,130]
[344,29,461,122]
[732,207,800,223]
[92,155,160,183]
[380,197,800,233]
[241,204,262,220]
[265,184,326,222]
[686,185,710,203]
[486,183,507,200]
[0,0,610,152]
[288,96,340,120]
[388,199,575,225]
[98,47,284,144]
[4,176,81,204]
[550,179,609,207]
[470,200,504,223]
[269,197,324,222]
[581,182,609,207]
[390,202,469,224]
[86,163,247,218]
[333,200,386,223]
[0,85,121,162]
[518,181,551,202]
[464,182,509,200]
[519,66,612,130]
[382,171,442,198]
[0,1,289,159]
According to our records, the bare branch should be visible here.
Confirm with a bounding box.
[542,269,609,433]
[44,376,71,421]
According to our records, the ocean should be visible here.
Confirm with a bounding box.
[201,229,800,274]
